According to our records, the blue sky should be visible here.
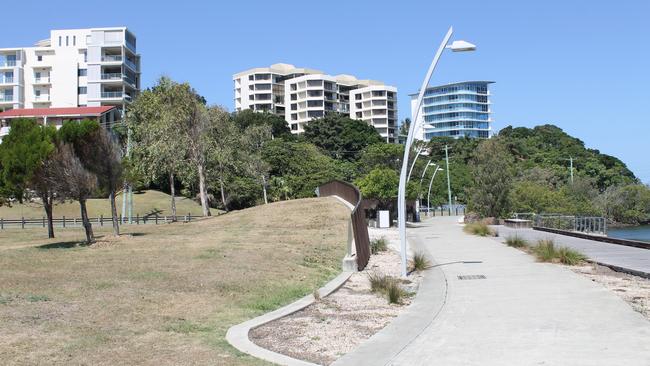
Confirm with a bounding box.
[6,0,650,183]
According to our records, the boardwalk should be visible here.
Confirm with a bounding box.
[497,226,650,278]
[335,216,650,366]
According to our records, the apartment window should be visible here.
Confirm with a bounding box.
[248,75,254,81]
[291,123,298,131]
[66,36,69,46]
[291,113,297,121]
[290,83,297,91]
[84,51,87,63]
[35,90,41,97]
[355,93,362,99]
[73,36,76,46]
[78,87,87,95]
[58,36,62,46]
[78,69,87,77]
[291,103,297,111]
[37,55,43,62]
[307,100,323,107]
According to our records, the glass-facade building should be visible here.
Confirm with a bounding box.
[411,81,493,140]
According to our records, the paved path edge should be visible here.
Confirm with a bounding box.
[332,230,449,366]
[226,195,355,366]
[226,270,353,366]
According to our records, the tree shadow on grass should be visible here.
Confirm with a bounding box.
[37,241,89,250]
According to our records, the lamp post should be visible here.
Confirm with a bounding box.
[397,26,476,277]
[427,167,444,215]
[418,160,434,213]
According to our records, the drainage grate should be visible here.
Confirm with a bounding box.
[457,275,486,280]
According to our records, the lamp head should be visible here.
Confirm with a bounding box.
[447,40,476,52]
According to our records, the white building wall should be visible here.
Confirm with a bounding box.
[0,27,140,113]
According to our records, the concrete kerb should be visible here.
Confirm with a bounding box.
[226,270,353,366]
[225,195,357,366]
[332,227,449,366]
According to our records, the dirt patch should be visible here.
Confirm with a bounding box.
[568,263,650,319]
[250,229,422,365]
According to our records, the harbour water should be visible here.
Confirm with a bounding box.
[608,225,650,242]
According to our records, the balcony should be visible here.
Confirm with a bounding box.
[33,77,50,84]
[102,55,122,62]
[102,92,132,101]
[0,95,14,102]
[101,73,123,81]
[0,77,14,84]
[34,95,51,103]
[124,58,138,71]
[0,60,17,68]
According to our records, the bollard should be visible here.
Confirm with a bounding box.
[136,214,139,225]
[155,214,158,225]
[22,217,25,229]
[1,218,3,230]
[63,216,66,228]
[43,217,46,228]
[100,215,103,226]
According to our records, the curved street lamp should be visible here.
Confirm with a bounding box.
[397,26,476,277]
[427,167,444,215]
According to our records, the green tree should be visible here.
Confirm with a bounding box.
[358,143,403,174]
[232,109,291,138]
[46,143,98,244]
[355,168,399,210]
[596,184,650,224]
[303,113,383,161]
[59,120,123,235]
[262,139,343,198]
[467,139,514,218]
[128,77,191,220]
[0,119,58,238]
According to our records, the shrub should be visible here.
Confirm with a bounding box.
[368,272,394,293]
[505,235,528,248]
[387,281,405,304]
[463,222,495,237]
[557,247,587,265]
[370,237,388,254]
[534,239,557,262]
[411,252,431,272]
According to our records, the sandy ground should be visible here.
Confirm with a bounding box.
[568,263,650,319]
[250,227,422,366]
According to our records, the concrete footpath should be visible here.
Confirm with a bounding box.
[335,216,650,366]
[497,225,650,278]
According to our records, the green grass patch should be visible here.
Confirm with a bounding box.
[164,319,212,334]
[247,283,311,312]
[387,281,406,304]
[463,222,495,237]
[130,271,169,281]
[505,235,529,248]
[370,237,388,254]
[557,246,587,265]
[195,248,222,259]
[26,294,50,302]
[410,252,431,272]
[533,239,558,262]
[368,272,408,304]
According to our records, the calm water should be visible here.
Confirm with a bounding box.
[608,225,650,242]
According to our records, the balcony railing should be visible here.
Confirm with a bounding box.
[34,77,50,83]
[34,95,50,102]
[0,77,14,84]
[102,55,122,62]
[101,73,123,80]
[125,58,137,71]
[0,95,14,102]
[102,92,132,100]
[1,60,17,67]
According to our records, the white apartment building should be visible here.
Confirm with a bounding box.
[0,27,140,115]
[234,63,398,143]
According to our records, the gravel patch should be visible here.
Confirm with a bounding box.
[568,263,650,319]
[250,227,422,365]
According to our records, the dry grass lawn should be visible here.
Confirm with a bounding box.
[0,190,205,219]
[0,197,349,365]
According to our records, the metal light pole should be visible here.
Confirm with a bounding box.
[445,144,453,215]
[417,160,434,216]
[427,167,443,214]
[397,26,476,277]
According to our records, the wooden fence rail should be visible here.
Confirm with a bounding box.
[0,213,197,230]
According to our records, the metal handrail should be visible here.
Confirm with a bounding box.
[101,73,123,80]
[0,77,13,83]
[102,55,122,62]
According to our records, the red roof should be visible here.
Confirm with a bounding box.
[0,106,116,118]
